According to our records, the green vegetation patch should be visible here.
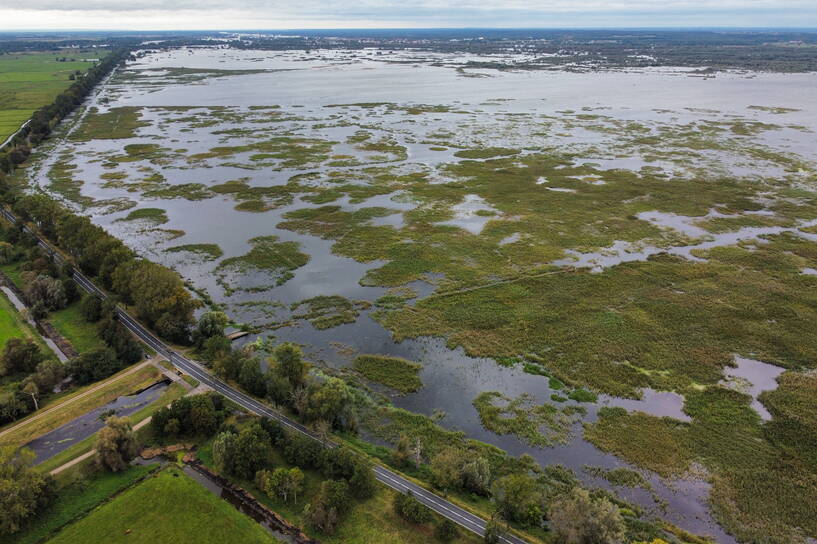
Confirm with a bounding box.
[454,147,521,159]
[142,183,212,201]
[71,106,148,141]
[189,136,334,169]
[47,302,107,353]
[586,378,817,544]
[583,407,693,478]
[291,295,369,330]
[45,467,278,544]
[117,207,168,225]
[0,291,43,351]
[378,233,817,398]
[165,243,223,261]
[217,235,309,287]
[353,354,423,393]
[473,391,584,447]
[7,464,156,544]
[584,466,651,489]
[0,51,97,141]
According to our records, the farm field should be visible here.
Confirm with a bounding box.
[45,467,281,544]
[0,51,99,142]
[15,46,817,544]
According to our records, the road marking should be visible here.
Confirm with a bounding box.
[1,205,527,544]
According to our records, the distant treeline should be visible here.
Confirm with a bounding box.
[231,29,817,72]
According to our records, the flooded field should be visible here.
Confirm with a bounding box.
[19,47,817,543]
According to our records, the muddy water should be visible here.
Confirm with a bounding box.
[28,380,169,465]
[24,47,817,542]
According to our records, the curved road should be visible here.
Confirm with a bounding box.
[0,206,526,544]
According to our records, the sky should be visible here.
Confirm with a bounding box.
[1,0,816,31]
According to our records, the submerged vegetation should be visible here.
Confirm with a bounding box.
[216,235,309,289]
[473,391,584,447]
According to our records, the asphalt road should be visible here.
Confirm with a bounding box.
[0,206,526,544]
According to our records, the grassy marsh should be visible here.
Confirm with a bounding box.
[353,354,423,393]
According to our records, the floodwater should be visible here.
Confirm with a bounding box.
[24,47,817,542]
[721,356,785,421]
[28,379,169,465]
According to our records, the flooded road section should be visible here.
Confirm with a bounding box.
[28,380,169,465]
[22,47,817,542]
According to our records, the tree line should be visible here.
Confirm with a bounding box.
[0,226,144,425]
[185,319,638,543]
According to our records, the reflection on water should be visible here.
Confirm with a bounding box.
[721,356,784,421]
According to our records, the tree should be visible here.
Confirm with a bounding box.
[258,467,305,504]
[212,430,238,474]
[0,391,29,425]
[303,480,349,535]
[0,241,15,264]
[391,433,413,468]
[31,359,65,393]
[394,490,433,524]
[0,446,55,535]
[188,394,219,435]
[95,416,137,472]
[282,432,323,469]
[239,358,266,397]
[348,460,377,499]
[431,447,466,492]
[193,311,228,347]
[549,487,625,544]
[230,423,272,479]
[201,335,231,362]
[67,348,121,385]
[265,369,293,407]
[79,294,102,322]
[150,393,223,438]
[22,273,66,311]
[273,342,306,387]
[303,377,354,430]
[483,520,502,544]
[461,456,492,496]
[120,260,198,343]
[213,350,243,381]
[21,380,39,411]
[491,473,546,527]
[0,338,44,376]
[435,519,459,542]
[98,317,142,365]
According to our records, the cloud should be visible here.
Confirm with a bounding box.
[1,0,816,30]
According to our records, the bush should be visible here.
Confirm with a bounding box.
[67,348,121,385]
[0,338,45,376]
[79,294,102,322]
[303,480,350,535]
[393,490,433,524]
[435,519,459,542]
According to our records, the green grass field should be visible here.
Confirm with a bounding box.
[46,467,279,544]
[0,51,99,142]
[7,464,157,544]
[47,302,107,353]
[0,289,42,350]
